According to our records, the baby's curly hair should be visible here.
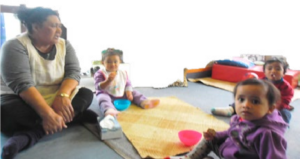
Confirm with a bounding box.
[101,48,124,63]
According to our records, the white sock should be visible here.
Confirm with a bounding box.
[186,139,210,159]
[211,106,234,117]
[99,115,115,129]
[165,139,210,159]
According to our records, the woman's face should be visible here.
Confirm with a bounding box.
[34,15,62,45]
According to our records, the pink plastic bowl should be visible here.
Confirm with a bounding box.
[178,130,202,146]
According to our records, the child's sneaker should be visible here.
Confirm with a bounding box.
[211,106,234,117]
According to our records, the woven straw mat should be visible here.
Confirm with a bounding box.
[117,96,229,158]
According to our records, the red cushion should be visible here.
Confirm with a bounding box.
[212,64,299,88]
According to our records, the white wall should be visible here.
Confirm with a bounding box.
[2,13,20,40]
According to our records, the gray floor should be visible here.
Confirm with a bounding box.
[1,77,300,159]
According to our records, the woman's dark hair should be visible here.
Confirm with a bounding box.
[16,7,59,33]
[263,57,288,74]
[233,78,281,108]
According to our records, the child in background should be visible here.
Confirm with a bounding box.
[94,48,160,119]
[211,58,294,123]
[167,78,288,159]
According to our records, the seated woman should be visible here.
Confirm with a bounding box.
[1,7,98,159]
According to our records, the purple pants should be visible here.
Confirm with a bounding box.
[96,90,147,114]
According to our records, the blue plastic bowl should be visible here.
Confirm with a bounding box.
[114,99,131,111]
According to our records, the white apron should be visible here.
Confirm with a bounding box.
[1,33,78,106]
[101,69,128,97]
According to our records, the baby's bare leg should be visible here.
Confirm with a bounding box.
[105,108,120,117]
[141,99,160,109]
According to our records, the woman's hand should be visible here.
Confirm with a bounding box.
[126,91,133,101]
[42,111,67,135]
[52,96,74,123]
[203,128,216,141]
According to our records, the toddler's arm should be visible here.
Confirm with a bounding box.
[254,131,287,159]
[214,115,239,141]
[279,85,294,109]
[125,71,133,92]
[94,71,114,90]
[214,130,228,141]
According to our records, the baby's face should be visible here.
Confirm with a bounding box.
[103,55,121,72]
[264,62,284,81]
[235,85,272,121]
